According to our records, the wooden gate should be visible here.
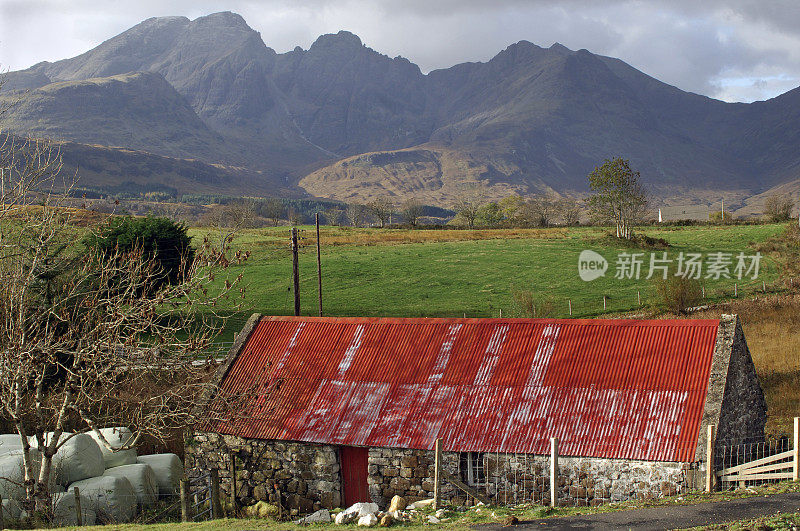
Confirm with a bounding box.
[710,418,799,490]
[340,446,370,506]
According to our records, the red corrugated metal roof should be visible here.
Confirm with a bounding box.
[213,316,719,462]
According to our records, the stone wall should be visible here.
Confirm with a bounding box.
[185,432,341,516]
[368,447,689,508]
[187,434,690,514]
[715,319,768,448]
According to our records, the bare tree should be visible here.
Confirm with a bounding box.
[368,197,395,228]
[259,197,286,226]
[559,198,582,226]
[453,183,487,229]
[346,203,367,227]
[586,157,648,239]
[0,133,247,512]
[287,207,302,225]
[400,198,424,227]
[763,194,794,222]
[324,206,344,226]
[523,195,558,227]
[201,199,256,250]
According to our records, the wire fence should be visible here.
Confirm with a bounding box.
[444,451,692,508]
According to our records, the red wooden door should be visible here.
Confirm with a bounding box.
[340,446,370,506]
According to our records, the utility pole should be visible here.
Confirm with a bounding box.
[316,213,323,317]
[291,227,300,316]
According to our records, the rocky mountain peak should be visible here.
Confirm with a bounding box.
[549,42,571,53]
[310,30,364,51]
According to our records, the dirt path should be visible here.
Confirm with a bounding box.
[479,493,800,530]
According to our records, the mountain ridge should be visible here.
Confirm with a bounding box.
[1,12,799,207]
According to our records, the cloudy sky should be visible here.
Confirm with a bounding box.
[1,0,799,102]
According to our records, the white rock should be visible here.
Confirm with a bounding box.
[344,501,379,518]
[435,509,447,518]
[357,513,378,527]
[428,515,441,524]
[335,511,358,524]
[300,509,331,523]
[408,498,434,510]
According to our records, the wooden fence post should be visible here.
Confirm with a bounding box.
[180,478,190,522]
[434,438,442,510]
[211,469,222,519]
[793,417,799,482]
[73,486,82,526]
[550,437,558,507]
[229,451,238,511]
[705,424,715,492]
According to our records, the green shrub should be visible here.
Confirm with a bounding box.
[86,216,194,290]
[653,273,702,314]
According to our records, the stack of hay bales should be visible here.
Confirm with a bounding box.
[0,429,183,525]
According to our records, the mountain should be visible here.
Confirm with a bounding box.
[0,72,227,161]
[2,12,800,207]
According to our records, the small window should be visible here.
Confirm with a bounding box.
[459,452,485,486]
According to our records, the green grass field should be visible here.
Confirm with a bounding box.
[192,224,787,341]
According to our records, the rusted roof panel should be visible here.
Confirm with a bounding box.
[214,316,719,462]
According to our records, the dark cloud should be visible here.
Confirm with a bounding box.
[1,0,799,102]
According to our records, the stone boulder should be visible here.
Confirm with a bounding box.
[298,509,331,523]
[388,495,406,512]
[335,510,358,524]
[407,498,434,510]
[343,501,379,518]
[358,513,378,527]
[245,501,280,519]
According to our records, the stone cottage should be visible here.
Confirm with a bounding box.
[186,314,766,513]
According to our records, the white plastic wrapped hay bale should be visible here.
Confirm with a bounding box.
[28,431,70,449]
[53,434,105,486]
[137,454,183,496]
[0,454,28,501]
[2,498,22,520]
[0,434,24,455]
[103,463,158,508]
[53,490,97,526]
[87,427,137,469]
[69,475,137,523]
